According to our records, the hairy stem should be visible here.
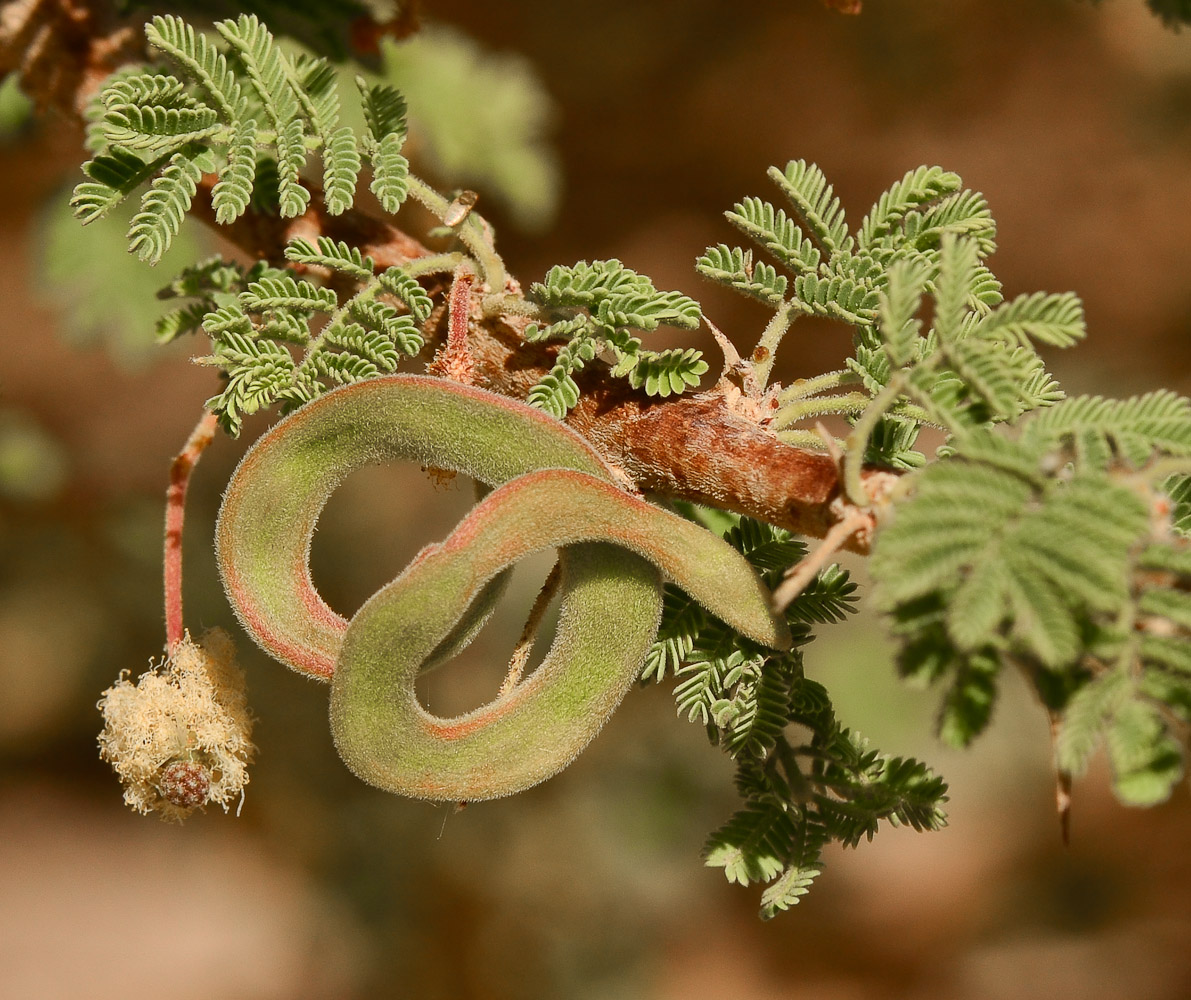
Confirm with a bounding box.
[778,369,859,403]
[164,409,218,652]
[481,293,547,321]
[427,262,477,382]
[751,301,806,389]
[772,391,873,429]
[406,176,507,291]
[403,252,467,278]
[843,372,907,505]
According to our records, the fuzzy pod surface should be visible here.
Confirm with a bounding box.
[217,375,790,800]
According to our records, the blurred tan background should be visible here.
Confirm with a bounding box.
[1,1,1190,997]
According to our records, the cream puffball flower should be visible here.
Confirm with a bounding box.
[98,628,255,822]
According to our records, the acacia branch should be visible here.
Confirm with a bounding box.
[23,9,885,554]
[187,179,882,549]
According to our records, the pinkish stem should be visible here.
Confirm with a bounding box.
[427,263,477,383]
[165,410,219,653]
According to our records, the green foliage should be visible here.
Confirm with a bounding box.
[696,245,787,306]
[877,461,1146,667]
[643,511,944,917]
[126,145,215,265]
[157,239,437,434]
[1048,531,1191,805]
[1022,390,1191,467]
[857,165,961,250]
[71,14,413,263]
[623,348,708,398]
[699,161,1076,483]
[769,160,851,255]
[724,196,821,275]
[357,72,410,211]
[872,396,1191,802]
[285,236,375,281]
[524,260,707,417]
[525,337,597,418]
[375,266,434,322]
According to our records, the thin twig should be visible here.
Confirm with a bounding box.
[842,372,907,505]
[778,369,860,404]
[750,301,803,390]
[164,410,219,653]
[772,392,872,429]
[771,509,870,613]
[498,563,562,697]
[814,421,844,468]
[1056,769,1072,847]
[704,315,755,393]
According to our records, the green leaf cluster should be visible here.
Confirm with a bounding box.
[158,237,433,434]
[701,162,1078,475]
[1050,523,1191,807]
[872,392,1191,804]
[698,162,980,347]
[71,14,412,263]
[524,260,707,417]
[646,511,946,916]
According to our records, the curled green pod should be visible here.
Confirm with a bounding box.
[217,375,616,678]
[332,468,790,800]
[217,375,790,800]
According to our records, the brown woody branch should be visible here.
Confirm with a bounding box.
[0,0,144,118]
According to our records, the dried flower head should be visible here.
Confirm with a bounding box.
[97,628,255,822]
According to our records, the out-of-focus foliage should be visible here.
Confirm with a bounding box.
[38,195,202,365]
[378,27,560,229]
[0,73,32,138]
[873,393,1191,806]
[0,410,68,502]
